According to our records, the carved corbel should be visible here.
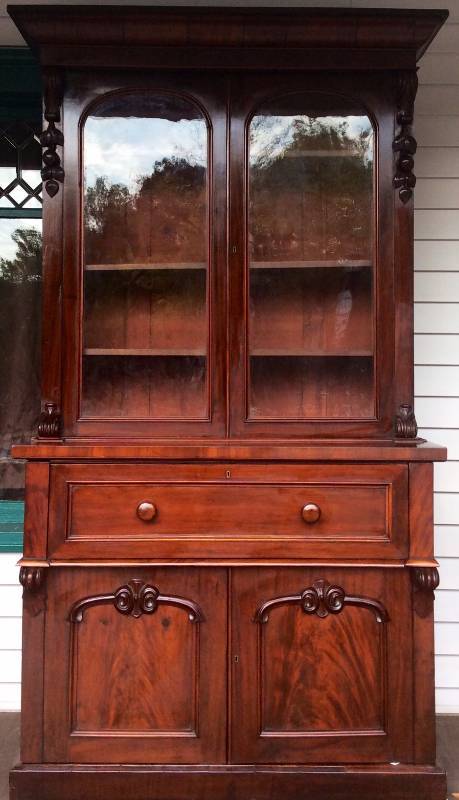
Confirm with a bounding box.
[411,567,440,594]
[40,69,65,197]
[393,70,418,204]
[37,402,61,438]
[19,566,45,594]
[395,403,418,439]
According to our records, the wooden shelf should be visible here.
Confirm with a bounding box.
[250,260,371,270]
[250,349,373,357]
[84,348,206,357]
[284,149,362,158]
[85,262,207,271]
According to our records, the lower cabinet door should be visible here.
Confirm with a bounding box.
[230,567,413,764]
[43,567,227,763]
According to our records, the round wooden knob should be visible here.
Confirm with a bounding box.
[301,503,321,524]
[136,502,157,522]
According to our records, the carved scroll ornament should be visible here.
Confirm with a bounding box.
[70,578,204,623]
[395,403,418,439]
[19,566,45,593]
[37,402,61,438]
[255,579,389,624]
[393,70,418,204]
[40,69,65,197]
[411,567,440,594]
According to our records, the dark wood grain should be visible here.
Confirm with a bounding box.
[8,7,448,800]
[42,567,226,764]
[22,462,49,559]
[231,567,412,764]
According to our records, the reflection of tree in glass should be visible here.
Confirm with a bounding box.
[85,157,206,265]
[0,228,42,282]
[250,116,373,261]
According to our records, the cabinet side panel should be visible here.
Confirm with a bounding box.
[409,462,434,561]
[412,580,437,763]
[23,461,49,559]
[20,583,47,762]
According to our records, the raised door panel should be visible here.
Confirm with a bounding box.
[230,567,413,764]
[43,567,227,763]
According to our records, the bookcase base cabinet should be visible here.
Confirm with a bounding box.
[9,764,447,800]
[15,563,445,800]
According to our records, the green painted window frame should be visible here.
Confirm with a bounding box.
[0,48,42,553]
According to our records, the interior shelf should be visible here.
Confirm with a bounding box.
[85,262,207,271]
[250,350,373,357]
[250,260,371,270]
[84,348,207,357]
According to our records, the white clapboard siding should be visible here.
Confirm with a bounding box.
[436,526,459,557]
[415,366,459,394]
[419,54,459,84]
[417,149,459,180]
[0,683,21,712]
[0,554,22,711]
[428,23,459,53]
[436,591,459,622]
[415,210,459,240]
[435,623,459,655]
[438,559,459,590]
[436,688,459,713]
[415,308,459,335]
[417,88,459,116]
[435,461,459,492]
[415,241,459,269]
[415,273,459,302]
[436,656,459,687]
[0,618,22,650]
[415,335,459,365]
[416,398,459,428]
[416,179,459,209]
[435,494,459,525]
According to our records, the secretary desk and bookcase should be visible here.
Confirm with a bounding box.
[8,6,449,800]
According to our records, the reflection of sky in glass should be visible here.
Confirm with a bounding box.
[0,218,41,262]
[250,115,373,166]
[85,117,207,191]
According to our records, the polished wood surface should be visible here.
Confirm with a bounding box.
[8,6,448,800]
[46,462,408,561]
[231,567,412,764]
[43,567,226,763]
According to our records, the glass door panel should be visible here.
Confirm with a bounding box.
[81,91,209,419]
[247,93,375,420]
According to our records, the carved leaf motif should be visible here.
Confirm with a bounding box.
[70,579,205,624]
[393,70,418,203]
[37,402,61,438]
[395,403,418,439]
[40,70,65,197]
[255,579,389,624]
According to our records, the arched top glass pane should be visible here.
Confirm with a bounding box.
[81,91,209,421]
[247,92,375,421]
[249,92,374,263]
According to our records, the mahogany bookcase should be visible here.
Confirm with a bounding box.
[8,6,449,800]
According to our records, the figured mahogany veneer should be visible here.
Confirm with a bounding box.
[47,463,408,561]
[8,6,448,800]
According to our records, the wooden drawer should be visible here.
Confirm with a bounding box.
[48,463,408,561]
